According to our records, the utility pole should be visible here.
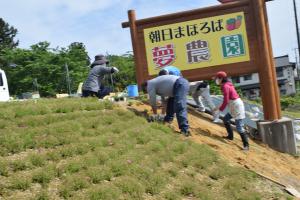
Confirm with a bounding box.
[65,63,71,95]
[33,78,39,93]
[293,0,300,69]
[106,52,115,92]
[294,48,299,74]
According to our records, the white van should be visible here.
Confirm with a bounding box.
[0,69,10,102]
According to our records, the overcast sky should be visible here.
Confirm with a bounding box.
[0,0,299,62]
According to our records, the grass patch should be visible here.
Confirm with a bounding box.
[10,160,29,172]
[9,176,31,191]
[0,160,8,176]
[86,166,112,183]
[145,172,168,195]
[114,176,145,200]
[32,165,56,187]
[34,190,50,200]
[89,184,121,200]
[65,161,85,174]
[180,180,197,197]
[164,191,181,200]
[59,175,90,198]
[0,98,291,199]
[29,154,46,167]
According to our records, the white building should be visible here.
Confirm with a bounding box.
[231,55,297,100]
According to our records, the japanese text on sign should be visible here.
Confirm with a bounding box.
[143,12,250,75]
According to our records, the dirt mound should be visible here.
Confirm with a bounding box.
[128,102,300,193]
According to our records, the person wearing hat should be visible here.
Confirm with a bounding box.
[213,71,249,150]
[141,74,190,136]
[82,54,119,99]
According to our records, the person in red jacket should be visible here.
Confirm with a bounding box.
[213,71,249,151]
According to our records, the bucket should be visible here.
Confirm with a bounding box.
[127,84,139,97]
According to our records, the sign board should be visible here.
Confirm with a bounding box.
[122,0,282,120]
[122,1,259,83]
[143,12,250,75]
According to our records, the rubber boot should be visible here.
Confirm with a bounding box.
[239,132,249,150]
[224,122,234,140]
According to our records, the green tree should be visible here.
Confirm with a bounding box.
[59,42,90,93]
[107,54,136,91]
[0,41,90,97]
[0,18,18,49]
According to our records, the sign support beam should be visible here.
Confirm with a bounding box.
[128,10,143,87]
[251,0,281,120]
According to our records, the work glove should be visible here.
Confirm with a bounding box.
[147,114,157,122]
[147,114,165,123]
[157,114,165,121]
[112,67,119,73]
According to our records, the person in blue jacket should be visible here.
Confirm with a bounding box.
[158,66,182,77]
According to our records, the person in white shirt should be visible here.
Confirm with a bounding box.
[192,81,221,123]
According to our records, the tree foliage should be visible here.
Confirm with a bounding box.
[106,54,136,91]
[0,41,90,97]
[0,18,18,49]
[0,42,137,97]
[0,18,136,97]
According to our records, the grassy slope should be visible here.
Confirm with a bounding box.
[282,111,300,119]
[244,97,300,119]
[0,98,291,200]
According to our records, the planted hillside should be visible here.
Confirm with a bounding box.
[0,98,291,199]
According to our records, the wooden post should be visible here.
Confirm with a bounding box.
[128,10,143,87]
[262,2,282,118]
[251,0,281,120]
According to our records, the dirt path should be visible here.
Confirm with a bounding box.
[127,103,300,193]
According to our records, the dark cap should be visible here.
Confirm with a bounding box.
[94,54,108,65]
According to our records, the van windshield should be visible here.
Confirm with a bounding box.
[0,73,3,86]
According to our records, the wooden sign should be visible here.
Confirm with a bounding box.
[143,12,250,76]
[122,0,282,120]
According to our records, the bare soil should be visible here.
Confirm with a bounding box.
[128,102,300,192]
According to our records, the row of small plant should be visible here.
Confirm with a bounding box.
[0,98,114,121]
[0,107,134,156]
[1,135,263,199]
[0,99,292,199]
